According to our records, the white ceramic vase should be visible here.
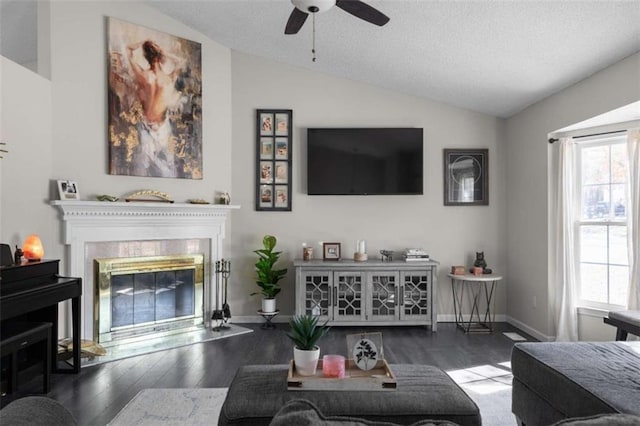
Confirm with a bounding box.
[261,298,276,313]
[294,346,320,376]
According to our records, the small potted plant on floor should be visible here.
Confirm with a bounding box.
[252,235,287,313]
[287,314,330,376]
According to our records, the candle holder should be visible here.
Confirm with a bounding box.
[354,239,367,261]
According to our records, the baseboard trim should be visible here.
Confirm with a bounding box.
[505,316,554,342]
[437,314,506,323]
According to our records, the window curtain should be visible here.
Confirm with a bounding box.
[555,137,579,341]
[627,128,640,310]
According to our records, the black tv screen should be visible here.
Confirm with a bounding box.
[307,128,423,195]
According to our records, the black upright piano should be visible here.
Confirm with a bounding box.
[1,260,82,382]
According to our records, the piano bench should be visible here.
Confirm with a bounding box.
[1,322,52,396]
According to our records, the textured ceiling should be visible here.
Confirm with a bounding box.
[2,1,639,118]
[147,0,640,118]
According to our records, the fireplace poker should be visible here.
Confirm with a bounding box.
[220,259,232,324]
[211,260,225,330]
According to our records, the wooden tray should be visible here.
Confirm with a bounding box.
[287,359,397,391]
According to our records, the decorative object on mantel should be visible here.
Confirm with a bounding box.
[96,194,119,202]
[379,250,394,262]
[124,190,174,203]
[217,191,231,205]
[470,251,493,274]
[256,109,292,211]
[57,180,80,200]
[107,18,202,180]
[22,234,44,261]
[212,259,232,331]
[189,199,210,204]
[252,235,287,313]
[354,239,368,262]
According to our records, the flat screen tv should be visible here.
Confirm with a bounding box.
[307,128,423,195]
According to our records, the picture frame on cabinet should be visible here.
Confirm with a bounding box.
[57,180,80,200]
[443,148,489,206]
[323,242,342,261]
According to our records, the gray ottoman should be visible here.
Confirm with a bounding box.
[218,364,481,426]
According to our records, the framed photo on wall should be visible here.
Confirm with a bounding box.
[443,149,489,206]
[256,109,292,211]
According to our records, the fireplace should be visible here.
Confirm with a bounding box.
[51,200,238,343]
[95,254,204,346]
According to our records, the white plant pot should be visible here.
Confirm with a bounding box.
[261,298,276,313]
[294,346,320,376]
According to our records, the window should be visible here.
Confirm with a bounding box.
[576,136,629,308]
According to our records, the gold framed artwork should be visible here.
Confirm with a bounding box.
[107,17,202,179]
[256,109,292,211]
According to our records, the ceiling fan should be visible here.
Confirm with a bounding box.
[285,0,390,35]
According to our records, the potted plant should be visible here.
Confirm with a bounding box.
[287,314,330,376]
[252,235,287,313]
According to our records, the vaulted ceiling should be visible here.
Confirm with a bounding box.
[2,0,639,118]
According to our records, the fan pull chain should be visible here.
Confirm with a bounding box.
[312,13,316,62]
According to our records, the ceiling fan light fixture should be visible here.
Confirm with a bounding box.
[292,0,336,14]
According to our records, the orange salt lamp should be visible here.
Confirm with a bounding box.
[22,234,44,261]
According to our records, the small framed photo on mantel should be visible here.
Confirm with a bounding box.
[256,109,292,211]
[57,180,80,200]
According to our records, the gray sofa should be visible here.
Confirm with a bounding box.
[511,341,640,426]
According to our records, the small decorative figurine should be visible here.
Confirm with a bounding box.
[470,251,492,274]
[14,245,23,264]
[220,191,231,205]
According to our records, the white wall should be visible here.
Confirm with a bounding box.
[505,53,640,340]
[0,56,53,252]
[230,51,507,319]
[43,1,233,267]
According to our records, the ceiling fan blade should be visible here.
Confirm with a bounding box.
[336,0,389,26]
[285,8,309,34]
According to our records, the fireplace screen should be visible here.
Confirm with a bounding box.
[95,254,204,344]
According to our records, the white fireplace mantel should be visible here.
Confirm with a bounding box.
[51,200,239,340]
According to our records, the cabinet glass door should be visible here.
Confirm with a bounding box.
[333,272,365,321]
[368,272,398,321]
[399,271,431,321]
[303,272,331,319]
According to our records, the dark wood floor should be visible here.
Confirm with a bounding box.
[4,322,533,425]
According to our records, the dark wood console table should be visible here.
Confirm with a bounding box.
[1,260,82,375]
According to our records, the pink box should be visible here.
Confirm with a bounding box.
[322,355,345,378]
[473,267,483,276]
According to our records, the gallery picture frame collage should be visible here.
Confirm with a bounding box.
[256,109,293,211]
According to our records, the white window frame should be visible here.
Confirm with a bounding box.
[575,135,629,310]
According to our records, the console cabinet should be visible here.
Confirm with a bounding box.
[294,259,438,330]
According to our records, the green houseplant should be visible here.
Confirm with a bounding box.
[287,314,330,376]
[252,235,287,313]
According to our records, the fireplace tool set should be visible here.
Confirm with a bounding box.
[212,259,231,331]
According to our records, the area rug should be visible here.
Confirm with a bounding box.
[108,388,228,425]
[109,367,516,426]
